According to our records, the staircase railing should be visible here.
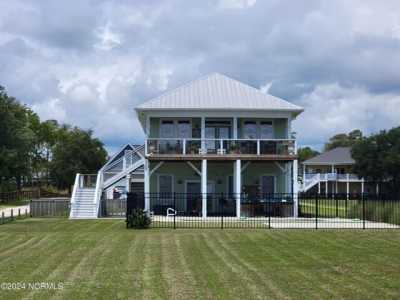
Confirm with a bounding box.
[93,171,103,217]
[71,173,80,204]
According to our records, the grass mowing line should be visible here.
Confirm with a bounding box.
[207,232,285,299]
[173,235,202,299]
[18,234,88,300]
[262,232,338,299]
[159,234,196,300]
[142,234,169,299]
[199,232,264,299]
[89,232,129,299]
[50,232,116,298]
[0,235,48,261]
[180,234,227,299]
[123,234,145,299]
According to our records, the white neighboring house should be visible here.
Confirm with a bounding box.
[300,147,376,195]
[70,73,304,219]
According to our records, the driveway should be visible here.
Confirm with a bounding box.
[0,205,30,218]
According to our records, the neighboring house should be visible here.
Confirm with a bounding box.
[69,73,304,218]
[301,147,378,194]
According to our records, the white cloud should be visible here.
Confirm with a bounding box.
[294,83,400,150]
[218,0,257,10]
[94,22,122,51]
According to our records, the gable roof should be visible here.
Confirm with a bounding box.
[303,147,355,165]
[135,73,303,115]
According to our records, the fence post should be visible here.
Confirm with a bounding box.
[220,193,224,230]
[268,194,271,229]
[18,209,21,219]
[335,194,338,218]
[173,192,176,230]
[362,192,366,230]
[11,209,13,221]
[315,193,318,230]
[1,212,4,224]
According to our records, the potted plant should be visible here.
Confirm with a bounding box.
[229,143,241,154]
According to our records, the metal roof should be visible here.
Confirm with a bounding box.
[136,73,303,114]
[303,147,355,165]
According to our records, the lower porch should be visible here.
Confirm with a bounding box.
[144,160,297,217]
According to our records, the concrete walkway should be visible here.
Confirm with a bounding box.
[0,205,30,218]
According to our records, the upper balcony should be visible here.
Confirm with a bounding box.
[145,138,297,161]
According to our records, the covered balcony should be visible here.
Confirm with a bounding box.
[145,138,297,160]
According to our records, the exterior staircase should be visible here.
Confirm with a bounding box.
[70,188,97,219]
[69,174,99,219]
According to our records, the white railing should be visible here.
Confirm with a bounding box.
[93,171,103,217]
[146,138,296,156]
[70,173,80,204]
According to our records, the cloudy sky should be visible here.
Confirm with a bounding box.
[1,0,400,153]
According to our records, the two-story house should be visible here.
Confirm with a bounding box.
[69,73,303,219]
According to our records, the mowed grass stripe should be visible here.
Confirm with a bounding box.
[0,219,400,299]
[207,231,287,299]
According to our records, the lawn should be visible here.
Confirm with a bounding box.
[0,219,400,299]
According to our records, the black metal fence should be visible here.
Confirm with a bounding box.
[125,192,400,229]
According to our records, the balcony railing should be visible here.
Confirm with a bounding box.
[304,173,362,182]
[146,138,296,156]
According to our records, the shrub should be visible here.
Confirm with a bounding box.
[126,209,151,229]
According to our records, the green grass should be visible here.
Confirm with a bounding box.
[1,219,400,299]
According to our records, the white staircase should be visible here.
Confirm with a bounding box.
[70,188,97,219]
[70,174,99,219]
[300,173,320,192]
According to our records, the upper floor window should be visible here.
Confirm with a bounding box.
[160,120,192,138]
[243,121,273,139]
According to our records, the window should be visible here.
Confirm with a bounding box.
[244,121,258,139]
[177,120,191,138]
[158,175,173,198]
[160,120,175,138]
[260,121,273,139]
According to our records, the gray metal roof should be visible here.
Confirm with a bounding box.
[303,147,355,165]
[136,73,303,114]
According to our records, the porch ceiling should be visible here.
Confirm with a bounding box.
[147,154,297,161]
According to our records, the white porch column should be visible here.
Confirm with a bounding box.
[318,181,321,194]
[126,174,131,193]
[346,174,349,200]
[201,159,207,218]
[201,117,206,153]
[326,178,328,196]
[293,159,299,217]
[234,159,241,218]
[361,178,365,194]
[233,117,238,139]
[144,160,150,212]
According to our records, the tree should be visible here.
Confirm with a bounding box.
[352,127,400,193]
[50,127,107,192]
[0,86,37,190]
[298,147,320,163]
[324,129,363,151]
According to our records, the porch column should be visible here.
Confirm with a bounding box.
[361,178,364,194]
[376,183,379,195]
[233,117,238,139]
[346,174,349,200]
[201,159,207,218]
[144,160,150,212]
[126,174,131,193]
[234,159,241,218]
[201,117,206,153]
[293,159,299,217]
